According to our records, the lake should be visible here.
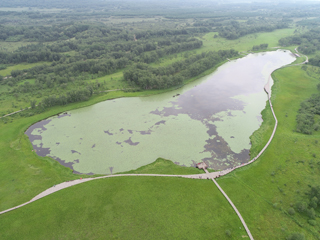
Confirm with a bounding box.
[26,50,296,174]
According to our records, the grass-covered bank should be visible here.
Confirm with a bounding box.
[120,158,216,175]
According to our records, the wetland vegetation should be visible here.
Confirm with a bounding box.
[1,0,320,239]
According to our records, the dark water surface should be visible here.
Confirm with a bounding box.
[26,51,295,174]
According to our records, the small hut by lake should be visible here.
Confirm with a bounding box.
[196,162,208,170]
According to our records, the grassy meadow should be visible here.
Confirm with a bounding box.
[0,177,248,240]
[1,27,320,239]
[200,28,296,53]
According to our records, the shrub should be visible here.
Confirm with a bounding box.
[288,208,295,215]
[225,230,231,237]
[286,232,305,240]
[310,196,318,209]
[296,201,308,213]
[306,208,316,219]
[308,220,317,226]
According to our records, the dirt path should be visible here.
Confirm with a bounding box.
[0,173,217,215]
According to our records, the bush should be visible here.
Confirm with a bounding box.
[288,208,295,215]
[306,208,316,219]
[225,230,231,237]
[286,232,305,240]
[296,201,308,213]
[308,220,317,226]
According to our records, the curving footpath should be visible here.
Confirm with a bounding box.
[0,172,229,215]
[0,50,309,239]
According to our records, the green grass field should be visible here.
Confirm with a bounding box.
[0,177,248,240]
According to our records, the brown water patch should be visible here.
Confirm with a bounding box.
[71,150,81,155]
[124,137,140,146]
[206,123,218,137]
[137,129,152,135]
[155,120,166,125]
[57,112,71,118]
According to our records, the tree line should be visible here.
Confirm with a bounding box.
[279,27,320,55]
[252,43,268,51]
[217,19,288,40]
[0,23,89,42]
[123,49,238,89]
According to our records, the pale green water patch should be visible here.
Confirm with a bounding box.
[212,92,267,154]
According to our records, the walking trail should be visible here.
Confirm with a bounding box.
[0,50,309,239]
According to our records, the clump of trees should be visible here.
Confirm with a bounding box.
[309,55,320,67]
[286,232,305,240]
[294,185,320,228]
[252,43,268,51]
[296,92,320,134]
[279,28,320,55]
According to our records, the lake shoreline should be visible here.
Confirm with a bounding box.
[25,50,296,175]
